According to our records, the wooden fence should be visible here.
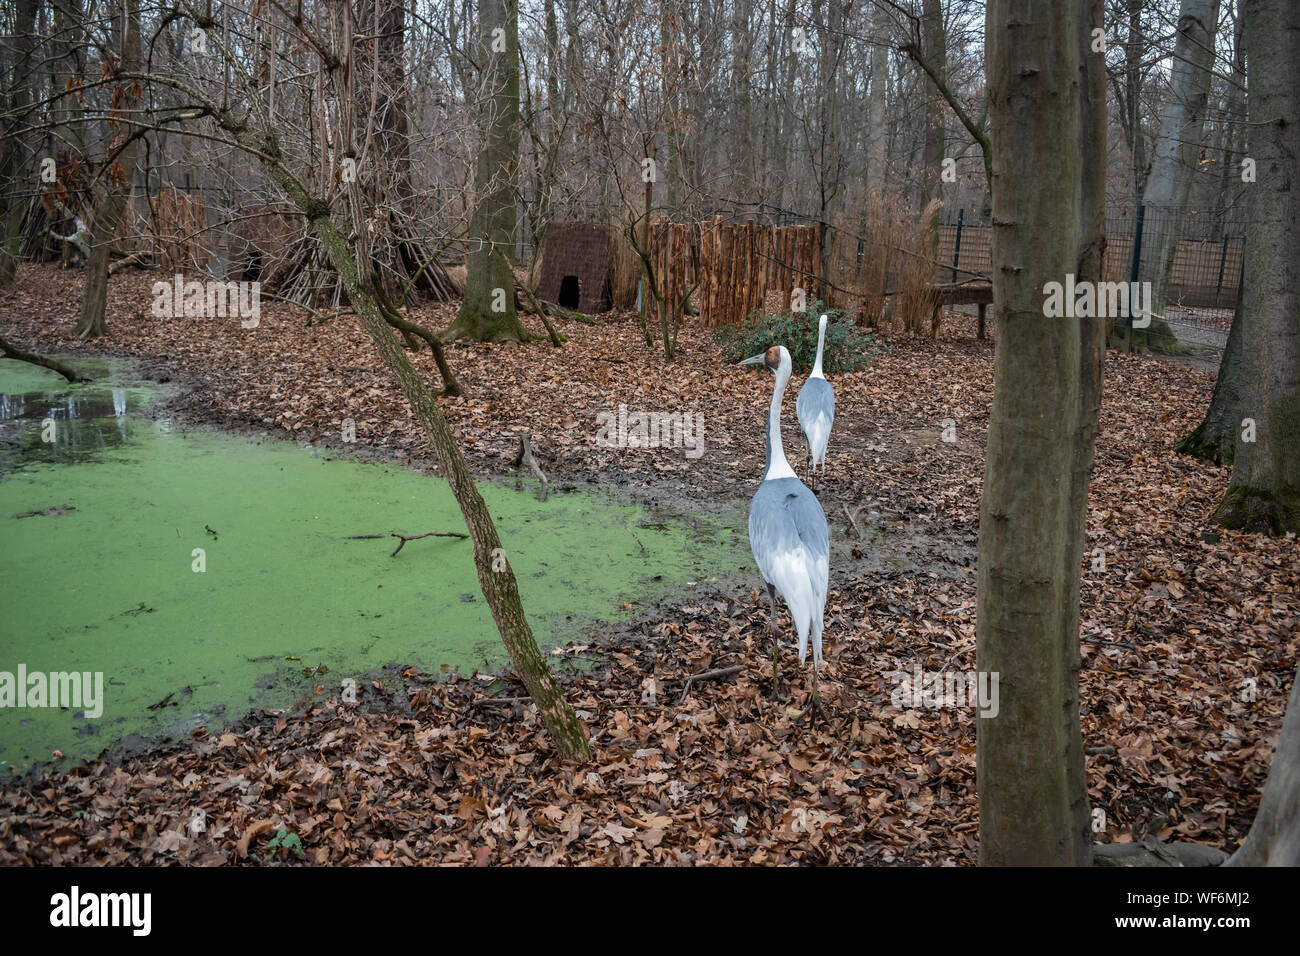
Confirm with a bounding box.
[152,188,209,272]
[647,216,823,326]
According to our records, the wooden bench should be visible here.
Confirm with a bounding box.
[932,283,994,339]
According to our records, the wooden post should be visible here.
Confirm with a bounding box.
[710,215,722,325]
[720,225,732,325]
[778,227,788,311]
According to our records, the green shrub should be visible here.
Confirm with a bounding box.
[715,301,876,375]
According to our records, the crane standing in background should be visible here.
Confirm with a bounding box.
[797,314,836,490]
[738,345,831,716]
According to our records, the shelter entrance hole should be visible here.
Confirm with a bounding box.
[558,275,581,309]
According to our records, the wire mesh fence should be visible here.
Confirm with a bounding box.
[938,204,1242,347]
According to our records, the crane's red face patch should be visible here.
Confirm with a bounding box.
[766,346,780,369]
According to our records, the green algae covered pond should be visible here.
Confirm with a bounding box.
[0,358,748,775]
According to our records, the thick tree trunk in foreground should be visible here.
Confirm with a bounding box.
[1133,0,1220,353]
[1212,0,1300,534]
[977,0,1104,866]
[76,0,141,339]
[443,0,531,343]
[1227,664,1300,866]
[1177,275,1244,465]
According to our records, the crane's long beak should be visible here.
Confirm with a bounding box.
[737,354,766,367]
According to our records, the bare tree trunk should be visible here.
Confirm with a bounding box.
[0,0,40,285]
[977,0,1104,866]
[1227,664,1300,865]
[815,0,847,286]
[443,0,531,343]
[866,4,890,192]
[774,0,797,217]
[1134,0,1221,353]
[357,0,456,303]
[1124,0,1148,206]
[76,0,142,339]
[732,0,754,207]
[918,0,946,221]
[1212,0,1300,534]
[1212,7,1246,240]
[759,0,780,210]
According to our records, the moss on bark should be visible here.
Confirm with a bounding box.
[1132,315,1190,354]
[1213,484,1300,535]
[1175,421,1235,466]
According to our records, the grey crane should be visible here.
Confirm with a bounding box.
[738,344,830,713]
[796,313,836,487]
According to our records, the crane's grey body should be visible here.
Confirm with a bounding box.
[748,476,829,664]
[739,345,830,674]
[796,314,836,475]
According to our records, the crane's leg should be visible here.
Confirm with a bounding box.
[796,659,827,724]
[766,582,784,700]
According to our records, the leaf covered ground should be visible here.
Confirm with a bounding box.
[0,263,1295,865]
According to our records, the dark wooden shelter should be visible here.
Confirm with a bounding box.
[536,222,613,312]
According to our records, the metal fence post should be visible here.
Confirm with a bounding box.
[1120,204,1146,349]
[1216,234,1229,295]
[1236,237,1246,305]
[952,208,963,284]
[1129,204,1146,318]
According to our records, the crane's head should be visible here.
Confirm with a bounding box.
[737,345,786,372]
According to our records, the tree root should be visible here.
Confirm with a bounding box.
[1093,839,1228,867]
[1213,484,1300,535]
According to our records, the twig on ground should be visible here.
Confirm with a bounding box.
[472,695,532,708]
[345,531,469,557]
[843,504,863,539]
[680,665,745,703]
[388,531,468,556]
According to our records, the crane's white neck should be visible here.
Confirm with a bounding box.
[810,314,828,379]
[764,353,797,481]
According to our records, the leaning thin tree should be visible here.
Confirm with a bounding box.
[977,0,1106,866]
[94,5,590,761]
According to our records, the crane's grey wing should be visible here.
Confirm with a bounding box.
[786,487,829,564]
[786,488,829,597]
[796,378,836,464]
[797,377,835,422]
